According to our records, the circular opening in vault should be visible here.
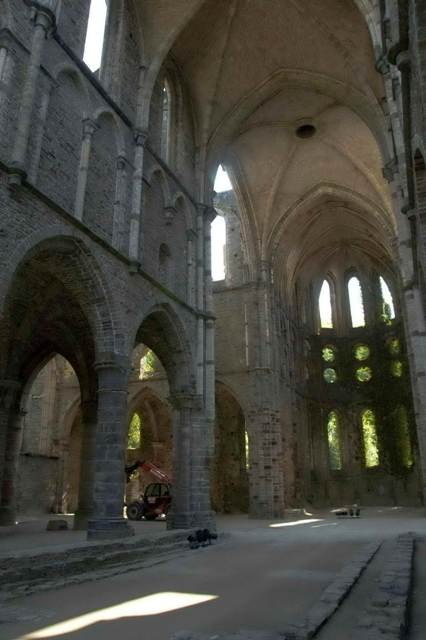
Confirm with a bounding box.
[296,124,316,139]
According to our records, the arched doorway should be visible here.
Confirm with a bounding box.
[15,354,81,517]
[132,305,214,530]
[0,237,111,531]
[212,383,249,514]
[126,380,173,505]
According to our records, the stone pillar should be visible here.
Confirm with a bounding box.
[74,118,97,221]
[204,206,216,429]
[402,284,426,501]
[74,399,97,530]
[186,229,196,306]
[196,205,205,395]
[246,269,285,518]
[9,4,56,186]
[129,129,148,265]
[112,154,128,252]
[87,358,134,540]
[0,379,24,525]
[167,393,215,530]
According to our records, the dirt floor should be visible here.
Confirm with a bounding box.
[0,508,425,640]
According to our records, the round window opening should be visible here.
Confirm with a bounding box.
[324,368,337,384]
[356,367,372,383]
[296,124,316,139]
[322,346,336,363]
[387,337,400,356]
[391,360,403,378]
[354,344,370,361]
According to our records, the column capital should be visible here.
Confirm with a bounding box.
[82,118,98,139]
[382,159,398,184]
[116,154,127,171]
[197,203,216,223]
[396,50,410,72]
[134,129,148,146]
[94,354,130,385]
[375,55,390,76]
[168,392,203,411]
[27,1,59,33]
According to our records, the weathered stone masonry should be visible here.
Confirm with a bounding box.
[1,0,426,535]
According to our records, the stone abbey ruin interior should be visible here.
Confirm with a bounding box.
[0,0,426,546]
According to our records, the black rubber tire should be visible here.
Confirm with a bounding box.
[144,513,157,521]
[126,502,143,521]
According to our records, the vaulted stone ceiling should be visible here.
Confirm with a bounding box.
[138,0,395,290]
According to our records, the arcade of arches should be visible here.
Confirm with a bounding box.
[0,0,426,540]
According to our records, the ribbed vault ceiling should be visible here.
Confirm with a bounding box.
[138,0,395,284]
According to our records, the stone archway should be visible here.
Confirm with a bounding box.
[212,383,249,514]
[133,304,214,530]
[126,386,173,504]
[0,237,115,528]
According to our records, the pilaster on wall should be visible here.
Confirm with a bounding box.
[246,273,286,518]
[9,2,57,186]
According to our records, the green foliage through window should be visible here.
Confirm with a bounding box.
[245,431,250,470]
[387,337,400,356]
[139,350,156,379]
[327,411,342,471]
[356,367,372,382]
[354,344,370,361]
[322,346,336,362]
[390,360,403,378]
[323,368,337,384]
[380,276,395,324]
[128,413,142,449]
[361,409,379,468]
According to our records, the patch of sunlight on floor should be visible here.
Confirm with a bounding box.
[311,522,338,529]
[22,592,218,638]
[269,518,323,528]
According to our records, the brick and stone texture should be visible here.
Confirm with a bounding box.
[0,0,426,538]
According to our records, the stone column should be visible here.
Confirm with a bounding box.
[129,129,148,265]
[167,393,215,530]
[87,357,134,540]
[196,205,205,396]
[0,379,24,525]
[112,154,128,252]
[74,399,97,530]
[204,206,216,429]
[74,118,97,221]
[246,268,286,518]
[186,229,196,306]
[9,4,56,186]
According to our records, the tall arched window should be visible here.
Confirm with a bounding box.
[128,413,142,449]
[83,0,107,72]
[211,215,226,281]
[319,280,333,329]
[361,409,379,467]
[379,276,395,323]
[348,276,365,328]
[327,411,342,470]
[245,430,250,470]
[161,79,172,163]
